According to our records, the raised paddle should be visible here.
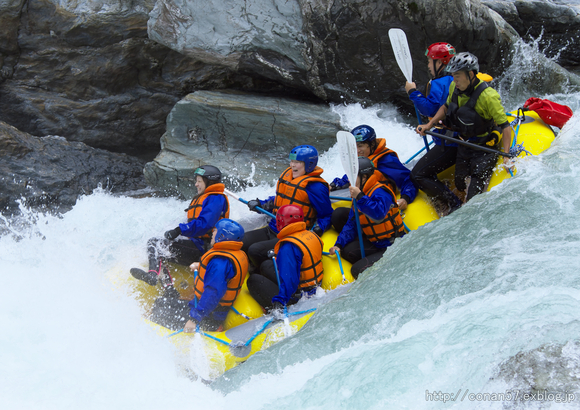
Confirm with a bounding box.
[336,131,366,258]
[388,28,430,152]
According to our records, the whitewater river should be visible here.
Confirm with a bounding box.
[2,41,580,409]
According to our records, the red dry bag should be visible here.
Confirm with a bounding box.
[523,97,573,129]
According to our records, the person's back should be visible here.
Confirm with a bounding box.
[416,52,512,202]
[408,42,462,215]
[130,165,229,286]
[247,205,323,310]
[150,218,248,333]
[330,158,405,278]
[351,125,417,211]
[241,145,332,271]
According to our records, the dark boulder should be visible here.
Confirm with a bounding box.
[484,0,580,68]
[0,121,148,213]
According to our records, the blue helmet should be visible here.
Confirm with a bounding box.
[351,125,376,143]
[289,145,318,174]
[214,218,244,243]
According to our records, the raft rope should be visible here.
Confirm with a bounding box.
[404,140,435,164]
[231,306,255,321]
[322,251,346,282]
[168,308,318,350]
[505,109,532,177]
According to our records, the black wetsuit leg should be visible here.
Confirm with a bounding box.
[150,287,191,331]
[150,287,227,331]
[247,260,280,308]
[146,238,207,271]
[247,259,307,308]
[466,150,497,201]
[411,143,460,208]
[331,207,351,232]
[341,239,381,264]
[350,249,387,279]
[455,146,497,201]
[243,226,279,268]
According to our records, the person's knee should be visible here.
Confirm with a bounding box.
[331,208,350,232]
[350,250,385,278]
[247,274,276,308]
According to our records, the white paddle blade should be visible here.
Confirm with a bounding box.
[336,131,359,185]
[388,28,413,83]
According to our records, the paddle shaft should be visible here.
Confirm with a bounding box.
[337,131,366,259]
[224,189,276,218]
[422,129,515,158]
[415,106,430,152]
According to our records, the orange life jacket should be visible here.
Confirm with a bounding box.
[273,167,328,229]
[186,183,230,238]
[274,221,324,289]
[193,241,249,307]
[368,138,398,193]
[358,171,406,243]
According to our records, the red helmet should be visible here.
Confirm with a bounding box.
[425,43,456,65]
[276,204,304,231]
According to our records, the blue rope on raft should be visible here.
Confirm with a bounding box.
[404,139,435,164]
[168,308,318,349]
[167,329,184,337]
[322,251,345,281]
[231,306,254,321]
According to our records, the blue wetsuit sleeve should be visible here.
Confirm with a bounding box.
[409,76,452,117]
[334,189,395,248]
[306,181,333,232]
[259,196,276,209]
[188,256,236,322]
[179,195,227,238]
[377,155,417,204]
[357,187,395,220]
[271,242,303,305]
[331,174,350,189]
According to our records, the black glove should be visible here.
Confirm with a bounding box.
[164,227,181,240]
[247,198,261,213]
[312,225,323,237]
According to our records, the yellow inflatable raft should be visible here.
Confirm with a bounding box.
[128,228,355,380]
[127,108,555,380]
[431,108,556,197]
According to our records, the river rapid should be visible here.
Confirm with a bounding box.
[2,39,580,409]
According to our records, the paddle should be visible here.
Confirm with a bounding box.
[420,129,515,158]
[388,28,430,152]
[224,189,276,219]
[336,131,366,258]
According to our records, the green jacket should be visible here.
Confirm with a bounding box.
[446,79,509,137]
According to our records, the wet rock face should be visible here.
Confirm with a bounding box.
[484,0,580,68]
[143,91,342,199]
[148,0,519,106]
[490,341,580,403]
[0,0,261,155]
[1,0,578,211]
[0,121,148,213]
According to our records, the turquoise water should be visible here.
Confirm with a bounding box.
[2,41,580,409]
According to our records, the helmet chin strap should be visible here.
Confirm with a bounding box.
[461,70,479,96]
[434,60,445,79]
